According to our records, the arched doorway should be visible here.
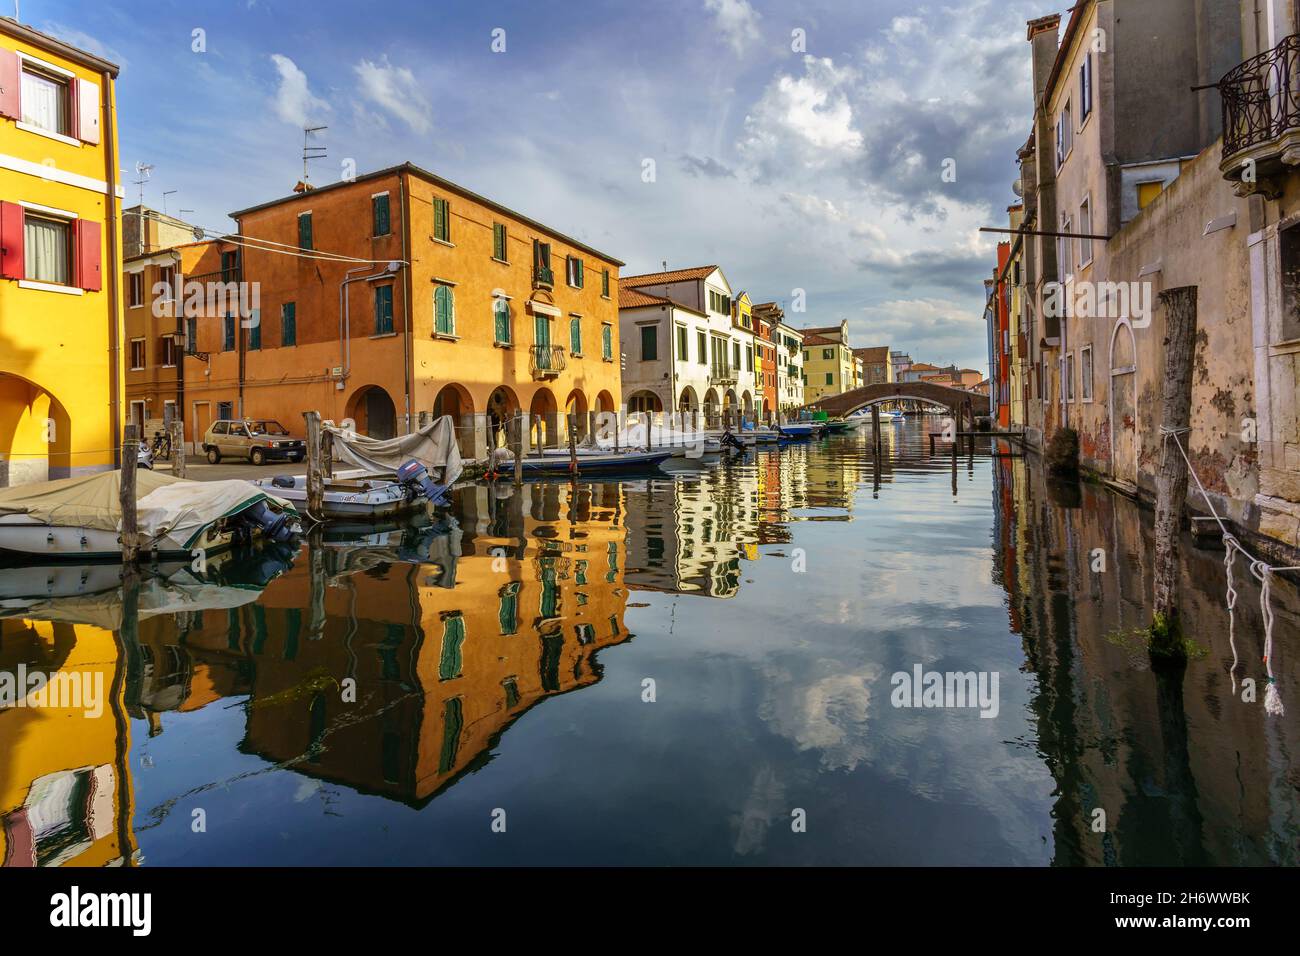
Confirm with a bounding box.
[346,385,398,440]
[595,390,615,414]
[432,383,474,456]
[565,389,589,440]
[0,372,72,484]
[723,388,737,409]
[529,387,558,448]
[487,385,520,448]
[741,391,754,414]
[626,390,662,416]
[1109,319,1138,486]
[703,387,720,428]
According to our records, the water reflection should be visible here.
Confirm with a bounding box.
[0,418,1296,865]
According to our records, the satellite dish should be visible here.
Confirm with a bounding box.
[192,227,205,241]
[1011,178,1024,198]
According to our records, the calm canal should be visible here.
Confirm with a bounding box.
[2,417,1297,866]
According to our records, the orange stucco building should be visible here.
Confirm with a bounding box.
[182,164,624,459]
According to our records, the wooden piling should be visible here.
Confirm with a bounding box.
[532,415,543,457]
[871,404,881,457]
[120,423,140,563]
[303,411,324,519]
[567,412,579,478]
[512,410,524,485]
[170,418,186,478]
[1150,285,1199,665]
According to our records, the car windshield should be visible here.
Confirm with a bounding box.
[247,420,288,436]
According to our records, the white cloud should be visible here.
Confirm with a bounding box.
[704,0,762,55]
[353,57,433,135]
[740,56,863,173]
[269,54,328,128]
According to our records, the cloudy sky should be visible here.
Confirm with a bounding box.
[34,0,1043,371]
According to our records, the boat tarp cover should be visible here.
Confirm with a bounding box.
[324,415,463,486]
[0,471,294,549]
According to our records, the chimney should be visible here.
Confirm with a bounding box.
[1026,14,1061,109]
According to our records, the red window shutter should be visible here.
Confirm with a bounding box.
[0,48,19,121]
[75,219,102,291]
[0,201,23,280]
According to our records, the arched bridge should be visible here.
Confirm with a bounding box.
[806,381,989,418]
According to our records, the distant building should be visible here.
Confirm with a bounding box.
[755,302,803,414]
[799,319,856,402]
[854,346,893,385]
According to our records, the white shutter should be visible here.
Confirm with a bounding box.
[76,77,100,144]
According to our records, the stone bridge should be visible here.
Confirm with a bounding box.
[806,381,989,418]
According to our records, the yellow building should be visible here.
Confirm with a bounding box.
[0,20,124,485]
[799,319,857,402]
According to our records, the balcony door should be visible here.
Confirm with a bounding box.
[534,315,552,369]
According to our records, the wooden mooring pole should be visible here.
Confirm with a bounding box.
[567,412,579,479]
[303,411,324,520]
[512,410,524,486]
[871,404,881,457]
[170,418,186,478]
[1150,285,1199,666]
[120,423,140,563]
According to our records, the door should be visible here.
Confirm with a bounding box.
[1109,320,1138,486]
[535,315,551,369]
[193,402,212,453]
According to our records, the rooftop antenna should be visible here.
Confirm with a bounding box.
[132,162,154,208]
[302,125,328,185]
[162,190,177,216]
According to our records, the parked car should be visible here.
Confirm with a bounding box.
[203,419,306,466]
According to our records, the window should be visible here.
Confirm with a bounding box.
[601,323,613,360]
[217,402,233,422]
[130,338,145,370]
[128,271,144,307]
[185,317,197,354]
[20,63,70,136]
[297,212,313,251]
[281,302,296,346]
[1055,100,1074,169]
[492,222,507,261]
[1066,352,1076,402]
[698,330,707,364]
[745,345,753,371]
[1078,198,1093,267]
[498,582,520,635]
[158,265,175,303]
[220,251,237,283]
[23,213,70,284]
[602,268,610,297]
[437,613,466,681]
[533,240,552,284]
[1079,54,1093,122]
[570,315,582,355]
[676,325,688,360]
[1137,180,1163,210]
[433,197,450,242]
[1080,346,1093,401]
[223,313,235,351]
[372,193,390,237]
[375,285,394,335]
[640,324,657,361]
[248,317,261,350]
[534,314,551,351]
[825,372,834,385]
[494,297,511,344]
[822,348,833,360]
[567,256,584,288]
[160,336,177,367]
[434,285,455,336]
[1059,215,1073,278]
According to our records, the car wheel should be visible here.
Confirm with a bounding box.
[206,447,221,464]
[251,448,266,466]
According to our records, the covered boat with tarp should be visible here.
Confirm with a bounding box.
[0,470,299,562]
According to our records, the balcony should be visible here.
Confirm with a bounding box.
[529,344,566,379]
[1220,35,1300,196]
[533,266,554,291]
[708,365,736,387]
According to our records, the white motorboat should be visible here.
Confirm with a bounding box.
[0,470,299,562]
[253,471,431,519]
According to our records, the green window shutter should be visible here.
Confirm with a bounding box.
[539,560,558,617]
[494,299,510,343]
[298,213,312,250]
[438,697,463,773]
[438,614,466,680]
[375,286,393,334]
[535,313,550,347]
[677,325,687,359]
[570,316,581,354]
[223,313,234,351]
[249,319,261,350]
[499,583,520,635]
[602,324,612,359]
[575,258,584,288]
[493,222,506,260]
[435,285,454,335]
[372,194,390,236]
[602,269,609,297]
[641,325,656,361]
[282,302,296,346]
[434,198,449,241]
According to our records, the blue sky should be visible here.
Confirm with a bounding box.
[29,0,1043,370]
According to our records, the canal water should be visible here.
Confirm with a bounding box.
[2,417,1296,866]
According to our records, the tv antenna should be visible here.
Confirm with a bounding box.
[302,126,328,184]
[132,162,154,207]
[162,190,177,216]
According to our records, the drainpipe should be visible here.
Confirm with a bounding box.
[400,174,413,433]
[102,69,122,467]
[339,264,399,398]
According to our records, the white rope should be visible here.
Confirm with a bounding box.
[1161,428,1285,716]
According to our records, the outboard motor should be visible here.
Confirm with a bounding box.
[241,499,298,544]
[397,459,452,507]
[720,430,745,451]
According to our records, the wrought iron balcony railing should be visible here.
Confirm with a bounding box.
[533,266,554,289]
[529,344,566,378]
[1220,34,1300,167]
[708,365,736,386]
